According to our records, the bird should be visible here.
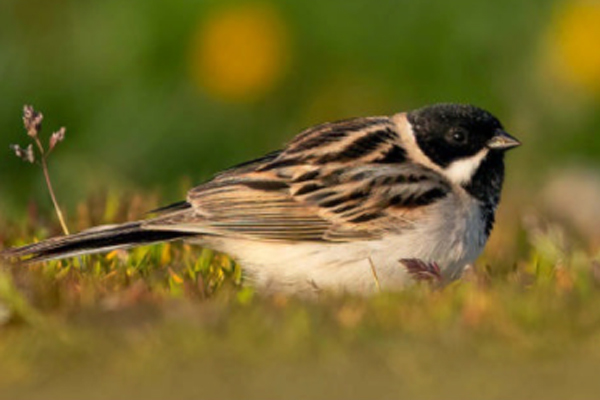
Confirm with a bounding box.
[1,103,521,295]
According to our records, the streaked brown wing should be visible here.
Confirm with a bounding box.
[289,164,450,229]
[147,116,450,242]
[185,174,333,241]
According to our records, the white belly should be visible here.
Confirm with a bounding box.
[199,195,487,295]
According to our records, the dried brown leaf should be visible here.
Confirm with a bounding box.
[402,258,442,283]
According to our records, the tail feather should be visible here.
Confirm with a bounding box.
[1,222,197,263]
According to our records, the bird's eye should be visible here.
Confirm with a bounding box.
[449,128,468,144]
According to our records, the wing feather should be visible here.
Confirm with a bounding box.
[146,116,451,242]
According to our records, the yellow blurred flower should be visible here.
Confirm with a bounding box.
[190,3,290,102]
[549,0,600,92]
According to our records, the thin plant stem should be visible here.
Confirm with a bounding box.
[33,137,70,236]
[368,257,381,292]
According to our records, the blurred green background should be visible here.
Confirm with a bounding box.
[2,0,600,219]
[4,2,600,399]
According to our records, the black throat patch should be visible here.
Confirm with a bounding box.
[462,151,505,237]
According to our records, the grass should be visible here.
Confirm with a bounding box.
[1,192,600,399]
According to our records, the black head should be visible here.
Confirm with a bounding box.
[406,103,520,168]
[407,104,521,237]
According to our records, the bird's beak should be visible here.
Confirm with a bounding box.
[487,130,521,150]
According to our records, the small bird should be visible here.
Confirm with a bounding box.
[2,104,520,295]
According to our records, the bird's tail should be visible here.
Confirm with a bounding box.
[1,222,196,263]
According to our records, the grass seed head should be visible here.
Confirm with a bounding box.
[10,144,35,163]
[22,105,43,139]
[49,127,66,151]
